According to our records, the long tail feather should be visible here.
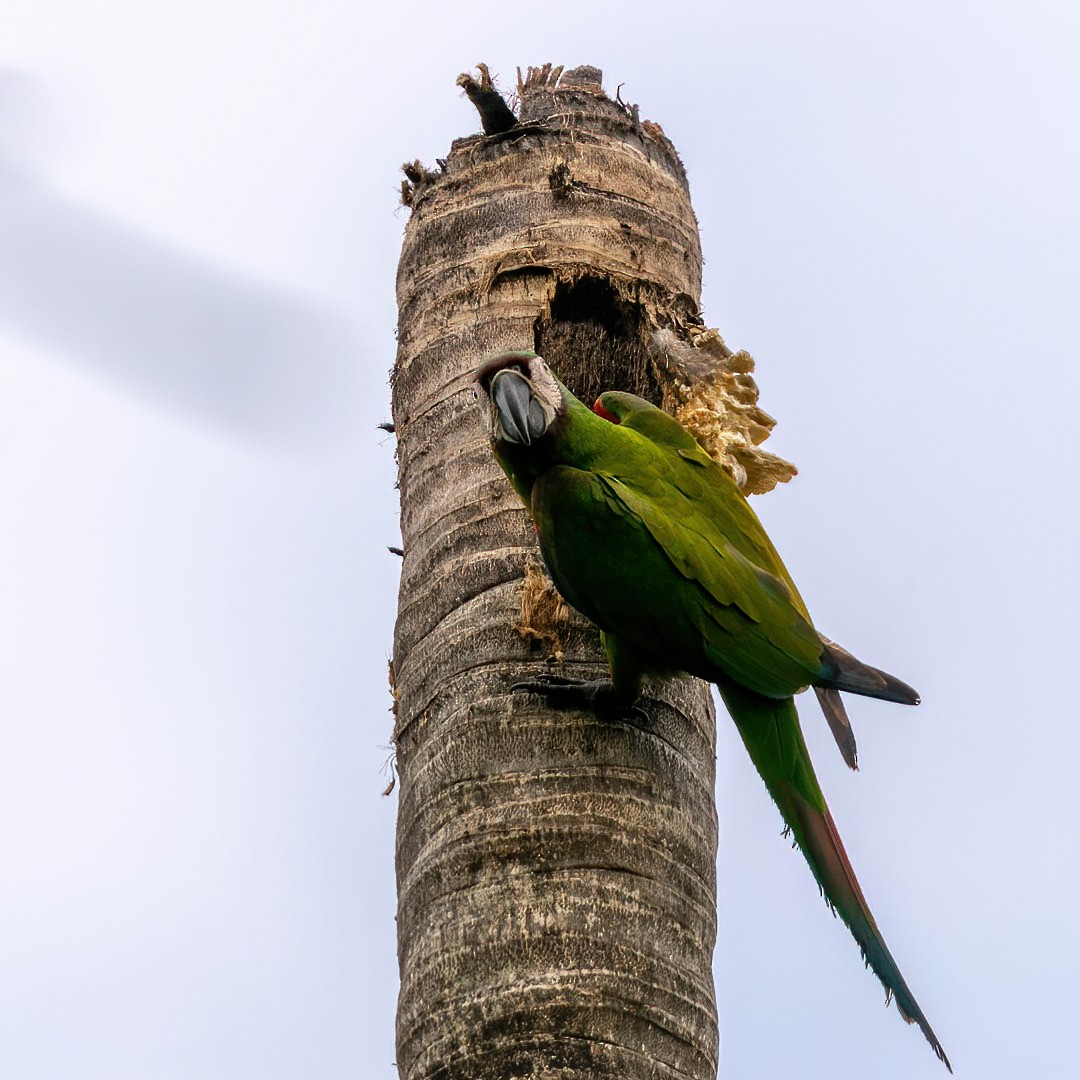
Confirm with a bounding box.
[718,681,951,1071]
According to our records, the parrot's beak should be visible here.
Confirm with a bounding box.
[490,368,550,445]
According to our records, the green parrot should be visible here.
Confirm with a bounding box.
[478,349,950,1071]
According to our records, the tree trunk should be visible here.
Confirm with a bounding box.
[391,63,793,1080]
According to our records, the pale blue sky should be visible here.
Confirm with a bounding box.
[3,2,1077,1078]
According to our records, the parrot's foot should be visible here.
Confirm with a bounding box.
[512,674,647,723]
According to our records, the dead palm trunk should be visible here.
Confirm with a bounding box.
[390,63,794,1080]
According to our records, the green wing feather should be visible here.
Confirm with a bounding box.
[597,391,862,768]
[597,391,813,616]
[531,453,823,698]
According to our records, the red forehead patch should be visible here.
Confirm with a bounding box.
[593,398,620,424]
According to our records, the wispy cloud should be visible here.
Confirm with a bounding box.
[0,97,362,447]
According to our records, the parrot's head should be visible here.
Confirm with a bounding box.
[591,391,640,424]
[477,351,563,447]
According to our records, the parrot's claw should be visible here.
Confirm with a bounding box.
[511,674,647,723]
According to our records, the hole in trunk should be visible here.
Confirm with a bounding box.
[534,275,662,406]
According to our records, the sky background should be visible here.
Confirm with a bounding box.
[3,2,1077,1078]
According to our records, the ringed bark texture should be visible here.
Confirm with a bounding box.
[392,65,728,1080]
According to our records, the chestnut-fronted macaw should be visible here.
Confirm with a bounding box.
[478,349,949,1071]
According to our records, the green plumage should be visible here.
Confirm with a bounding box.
[480,351,950,1070]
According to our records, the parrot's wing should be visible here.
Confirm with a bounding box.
[611,405,812,609]
[814,686,858,770]
[609,408,873,764]
[532,463,824,697]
